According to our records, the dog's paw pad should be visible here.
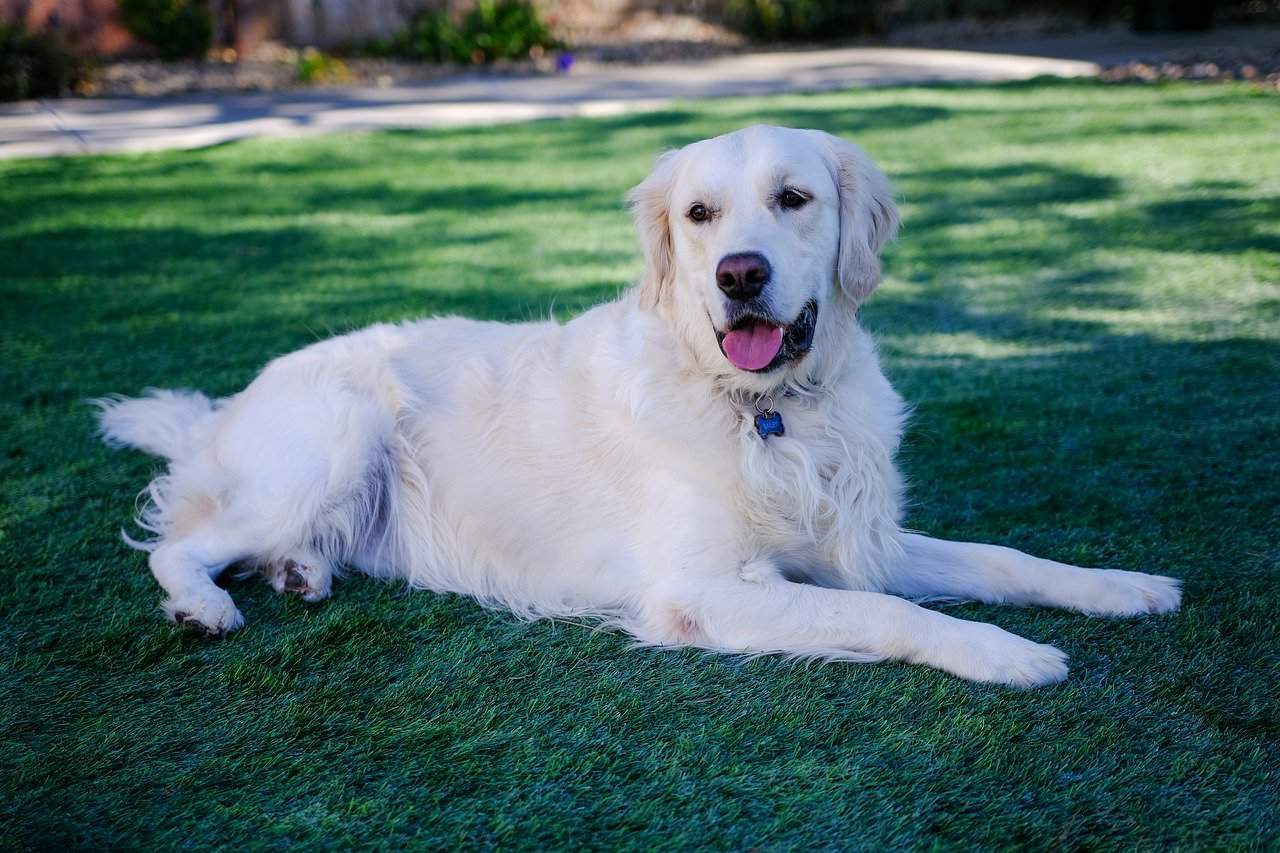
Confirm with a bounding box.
[163,588,243,636]
[173,612,216,637]
[283,561,311,594]
[264,558,331,602]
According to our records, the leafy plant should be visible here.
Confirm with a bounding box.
[392,0,558,64]
[296,47,352,84]
[0,24,81,101]
[392,8,467,64]
[118,0,213,60]
[458,0,557,62]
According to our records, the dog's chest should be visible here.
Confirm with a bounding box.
[730,391,903,580]
[736,398,847,525]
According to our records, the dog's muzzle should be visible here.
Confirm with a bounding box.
[713,299,818,373]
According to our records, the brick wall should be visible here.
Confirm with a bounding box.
[1,0,136,55]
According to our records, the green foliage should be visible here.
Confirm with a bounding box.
[295,47,351,84]
[118,0,212,60]
[391,8,464,63]
[724,0,886,40]
[392,0,558,64]
[0,24,80,101]
[2,82,1279,847]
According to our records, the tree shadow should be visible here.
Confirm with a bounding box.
[1126,195,1280,255]
[901,163,1121,214]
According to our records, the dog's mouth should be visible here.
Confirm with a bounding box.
[713,299,818,373]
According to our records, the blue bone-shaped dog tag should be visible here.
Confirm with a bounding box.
[754,410,785,440]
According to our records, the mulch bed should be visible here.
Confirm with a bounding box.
[1099,46,1280,88]
[82,57,454,97]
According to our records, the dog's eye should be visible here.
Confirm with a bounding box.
[687,203,711,223]
[779,189,809,210]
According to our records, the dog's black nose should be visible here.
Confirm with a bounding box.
[716,252,771,301]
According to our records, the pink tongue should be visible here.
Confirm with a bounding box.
[722,323,784,370]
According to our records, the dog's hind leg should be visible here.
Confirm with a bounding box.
[114,354,401,631]
[885,533,1181,617]
[151,523,254,636]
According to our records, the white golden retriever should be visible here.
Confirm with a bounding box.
[97,125,1180,687]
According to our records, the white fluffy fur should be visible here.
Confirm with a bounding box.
[95,125,1180,687]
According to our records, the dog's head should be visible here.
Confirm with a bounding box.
[628,125,898,390]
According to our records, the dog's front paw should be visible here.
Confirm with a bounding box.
[162,587,244,637]
[933,622,1069,688]
[1086,569,1182,617]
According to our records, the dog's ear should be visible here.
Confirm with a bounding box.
[626,150,680,310]
[819,132,899,304]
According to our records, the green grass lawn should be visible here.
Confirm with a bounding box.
[2,79,1278,849]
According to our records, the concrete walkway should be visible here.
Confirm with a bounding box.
[1,46,1097,159]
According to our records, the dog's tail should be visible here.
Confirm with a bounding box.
[93,389,217,461]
